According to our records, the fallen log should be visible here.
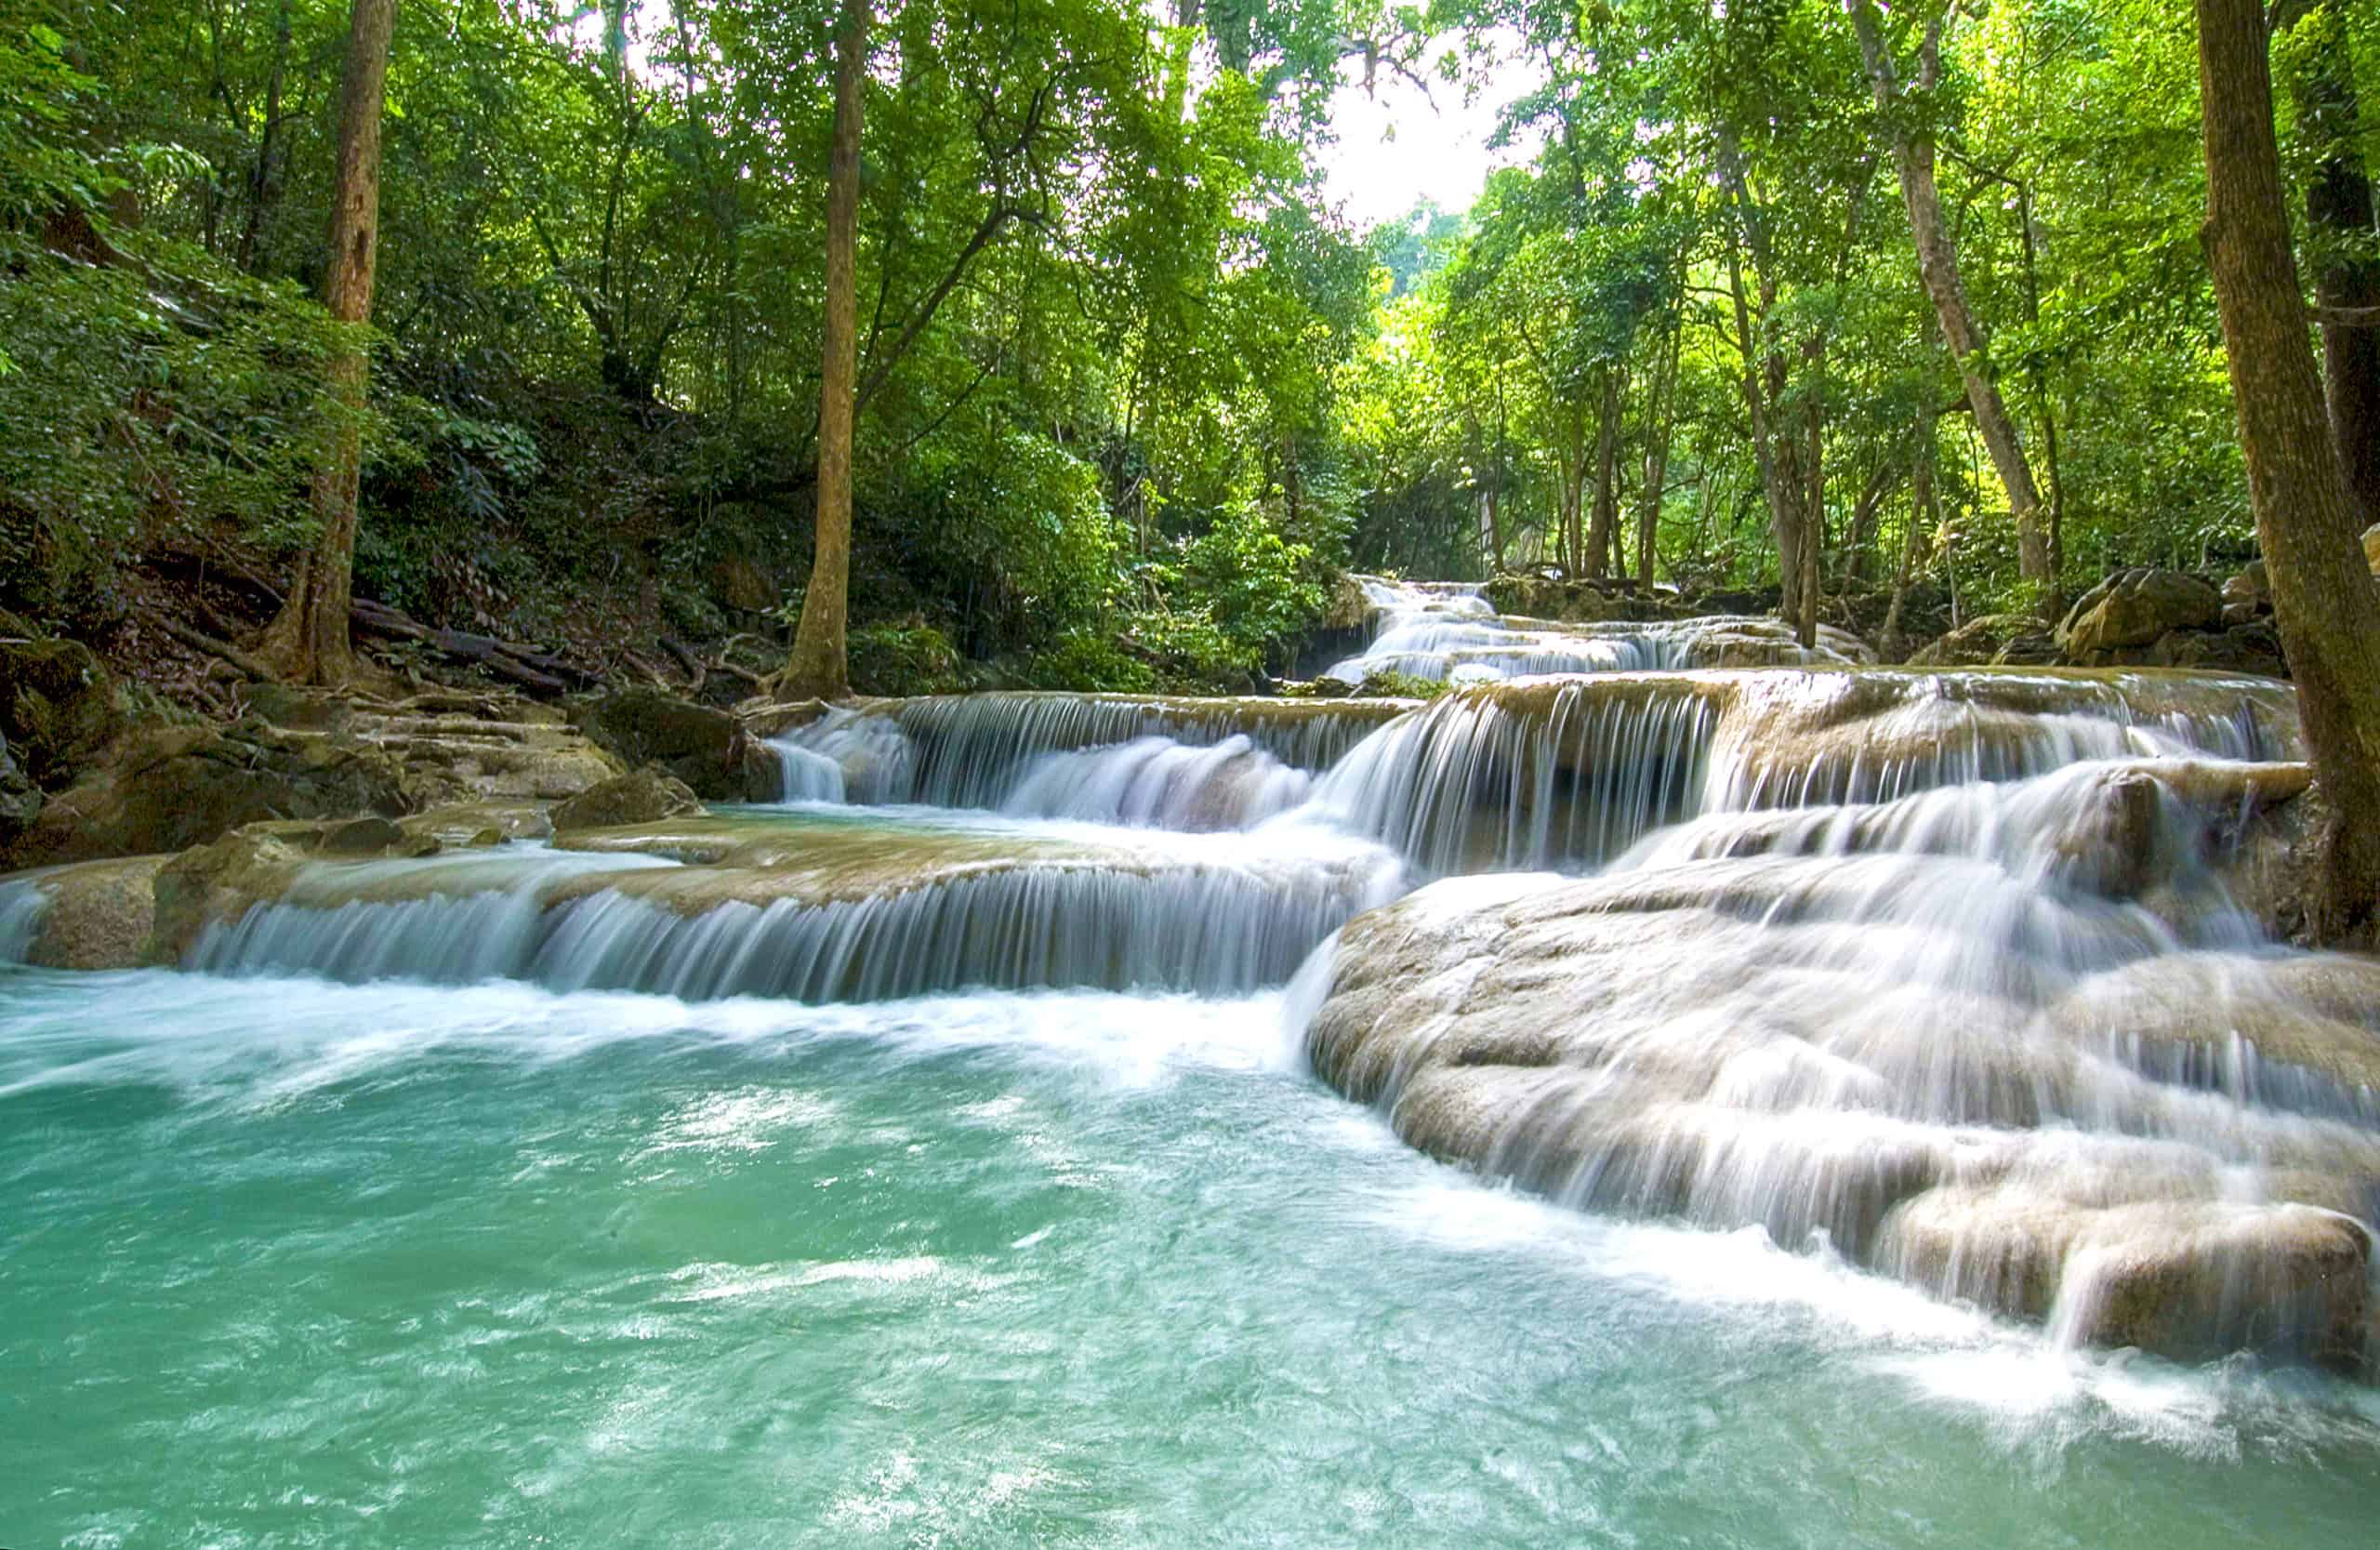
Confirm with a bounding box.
[349,598,585,696]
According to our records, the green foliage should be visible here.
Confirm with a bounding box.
[3,0,2334,677]
[0,245,355,619]
[1016,628,1157,694]
[1352,669,1450,700]
[1167,512,1328,674]
[849,619,965,696]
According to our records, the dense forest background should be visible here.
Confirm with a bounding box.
[3,0,2375,695]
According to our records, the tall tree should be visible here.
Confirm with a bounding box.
[260,0,396,685]
[1850,0,2053,604]
[782,0,868,701]
[2197,0,2380,942]
[2277,1,2380,527]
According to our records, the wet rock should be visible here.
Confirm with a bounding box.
[573,688,773,801]
[2056,568,2222,656]
[0,729,41,838]
[1300,823,2380,1369]
[1322,573,1371,632]
[550,769,704,830]
[147,825,320,962]
[2,720,417,871]
[21,854,169,970]
[399,801,552,847]
[318,815,419,856]
[741,699,833,739]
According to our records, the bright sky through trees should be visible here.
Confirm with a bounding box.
[1319,33,1540,226]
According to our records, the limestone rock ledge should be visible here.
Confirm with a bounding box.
[1300,847,2380,1372]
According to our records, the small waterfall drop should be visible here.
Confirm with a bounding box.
[1302,669,2303,875]
[1323,576,1871,684]
[192,819,1408,1001]
[998,735,1314,830]
[0,875,48,964]
[766,706,913,803]
[888,693,1406,809]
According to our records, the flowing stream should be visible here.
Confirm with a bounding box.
[6,580,2380,1545]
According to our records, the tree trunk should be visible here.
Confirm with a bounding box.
[1882,398,1937,660]
[1722,205,1805,627]
[261,0,394,686]
[1636,329,1677,589]
[1585,369,1621,581]
[782,0,868,700]
[1852,0,2053,605]
[2198,0,2380,943]
[2280,2,2380,527]
[1489,380,1511,573]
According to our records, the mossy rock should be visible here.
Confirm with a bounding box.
[0,636,122,788]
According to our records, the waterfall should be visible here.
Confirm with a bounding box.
[1299,678,1723,874]
[881,693,1408,810]
[1302,669,2303,876]
[998,735,1315,830]
[1324,575,1871,684]
[191,827,1407,1000]
[0,876,47,964]
[766,706,911,804]
[1300,738,2380,1368]
[770,742,847,804]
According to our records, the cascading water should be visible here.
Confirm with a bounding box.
[0,873,47,963]
[1295,668,2301,875]
[998,734,1314,829]
[1324,574,1871,684]
[9,632,2380,1544]
[192,819,1404,1000]
[1298,683,2377,1371]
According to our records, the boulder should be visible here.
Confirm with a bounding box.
[709,555,776,614]
[1905,614,2037,667]
[550,768,704,830]
[22,854,170,970]
[2364,523,2380,576]
[2148,620,2289,679]
[399,801,552,847]
[148,826,313,963]
[1,719,417,870]
[2221,560,2271,625]
[572,688,774,801]
[0,729,41,838]
[317,815,425,856]
[0,636,121,788]
[2056,568,2222,655]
